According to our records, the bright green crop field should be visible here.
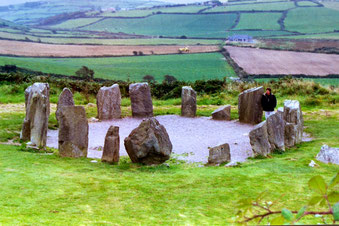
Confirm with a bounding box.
[205,1,295,12]
[50,18,103,29]
[0,53,235,81]
[80,14,238,38]
[234,12,282,30]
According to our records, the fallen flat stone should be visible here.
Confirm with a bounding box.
[101,126,120,164]
[208,143,231,165]
[249,121,271,156]
[129,83,153,118]
[124,118,172,165]
[316,145,339,165]
[238,87,264,124]
[20,82,50,148]
[97,84,121,120]
[58,106,88,158]
[56,88,74,122]
[212,105,231,121]
[181,86,197,117]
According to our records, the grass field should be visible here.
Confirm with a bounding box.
[0,53,235,81]
[297,1,319,6]
[80,14,238,38]
[226,30,293,37]
[285,7,339,33]
[272,32,339,39]
[254,78,339,87]
[50,18,103,29]
[323,1,339,11]
[205,1,295,12]
[234,12,282,30]
[0,78,338,224]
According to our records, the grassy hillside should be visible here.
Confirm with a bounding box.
[234,13,282,30]
[0,53,235,81]
[80,14,238,38]
[205,1,295,12]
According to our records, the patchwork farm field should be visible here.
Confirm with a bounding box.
[225,46,339,76]
[0,52,235,81]
[0,40,219,57]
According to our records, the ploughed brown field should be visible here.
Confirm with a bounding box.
[0,40,219,57]
[225,46,339,76]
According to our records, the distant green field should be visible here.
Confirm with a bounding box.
[285,7,339,33]
[205,1,295,12]
[81,14,238,38]
[50,18,103,29]
[0,53,235,81]
[234,13,282,30]
[226,30,293,37]
[297,1,319,6]
[272,32,339,39]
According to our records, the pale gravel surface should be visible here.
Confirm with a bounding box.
[47,115,255,163]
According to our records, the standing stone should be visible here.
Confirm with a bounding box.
[212,105,231,121]
[238,87,264,124]
[58,106,88,158]
[129,83,153,118]
[181,86,197,117]
[101,126,120,164]
[249,121,271,156]
[124,118,172,165]
[266,112,285,151]
[208,143,231,165]
[97,84,121,120]
[316,145,339,165]
[56,88,74,122]
[283,100,303,148]
[20,83,50,148]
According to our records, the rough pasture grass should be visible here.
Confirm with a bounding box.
[271,33,339,39]
[226,30,292,37]
[234,12,282,30]
[0,109,338,224]
[0,53,235,82]
[285,7,339,33]
[50,18,103,29]
[81,14,238,38]
[297,1,319,6]
[205,1,295,12]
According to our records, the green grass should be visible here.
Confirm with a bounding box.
[0,107,338,224]
[205,1,295,12]
[234,12,282,30]
[0,53,236,82]
[323,1,339,11]
[297,1,319,6]
[254,78,339,88]
[285,7,339,33]
[226,30,293,37]
[80,14,238,38]
[271,32,339,39]
[50,18,103,29]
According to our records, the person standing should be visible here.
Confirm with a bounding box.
[261,87,277,119]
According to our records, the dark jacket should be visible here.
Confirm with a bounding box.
[261,94,277,111]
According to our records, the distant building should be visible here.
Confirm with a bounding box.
[228,35,253,43]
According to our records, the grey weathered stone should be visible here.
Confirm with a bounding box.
[129,83,153,118]
[101,126,120,164]
[58,106,88,158]
[212,105,231,121]
[20,83,50,148]
[181,86,197,117]
[249,121,271,156]
[124,118,172,165]
[277,107,284,119]
[97,84,121,120]
[266,112,285,151]
[238,87,264,124]
[283,100,303,148]
[208,143,231,165]
[56,88,74,122]
[316,145,339,165]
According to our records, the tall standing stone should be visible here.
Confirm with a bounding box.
[124,118,172,165]
[181,86,197,117]
[266,112,285,151]
[212,105,231,121]
[58,106,88,158]
[101,126,120,164]
[249,121,271,156]
[20,83,50,148]
[283,100,303,148]
[129,83,153,118]
[238,87,264,124]
[56,88,74,122]
[97,84,121,120]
